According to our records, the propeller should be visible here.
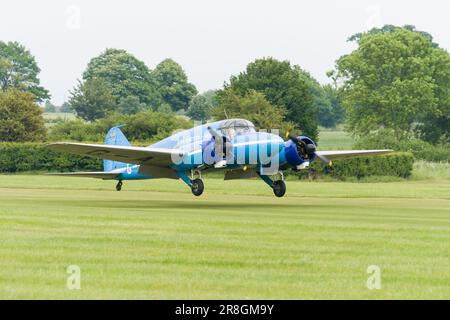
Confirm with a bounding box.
[207,127,224,158]
[286,132,331,165]
[287,134,315,159]
[316,153,332,165]
[207,126,234,161]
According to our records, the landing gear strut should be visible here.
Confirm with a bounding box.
[116,180,123,191]
[258,171,287,197]
[176,170,205,197]
[190,169,204,196]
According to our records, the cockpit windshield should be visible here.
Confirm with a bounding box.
[218,119,256,140]
[150,119,256,150]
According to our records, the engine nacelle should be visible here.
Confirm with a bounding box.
[284,136,317,169]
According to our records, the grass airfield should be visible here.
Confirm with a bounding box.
[0,174,449,299]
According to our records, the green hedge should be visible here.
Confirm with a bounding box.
[0,143,102,173]
[293,152,414,180]
[354,130,450,163]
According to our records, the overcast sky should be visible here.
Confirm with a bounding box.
[1,0,448,105]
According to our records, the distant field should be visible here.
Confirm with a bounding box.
[317,128,355,150]
[43,112,76,121]
[0,175,449,299]
[43,113,76,128]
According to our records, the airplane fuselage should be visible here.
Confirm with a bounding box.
[115,130,288,181]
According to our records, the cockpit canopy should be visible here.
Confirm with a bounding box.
[218,119,256,139]
[150,119,256,150]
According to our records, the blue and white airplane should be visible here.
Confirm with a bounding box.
[48,119,393,197]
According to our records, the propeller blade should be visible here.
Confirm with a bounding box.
[207,126,234,160]
[288,134,305,146]
[316,153,331,165]
[206,126,223,157]
[207,126,221,140]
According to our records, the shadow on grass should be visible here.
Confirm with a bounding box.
[88,199,297,210]
[52,199,303,211]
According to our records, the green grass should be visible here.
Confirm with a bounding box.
[412,161,450,180]
[43,112,76,121]
[317,129,355,150]
[0,175,449,299]
[43,113,76,128]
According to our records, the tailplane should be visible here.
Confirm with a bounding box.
[103,126,130,172]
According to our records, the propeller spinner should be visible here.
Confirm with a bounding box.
[285,133,331,167]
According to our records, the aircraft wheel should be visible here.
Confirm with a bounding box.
[191,179,204,196]
[273,180,286,197]
[116,180,123,192]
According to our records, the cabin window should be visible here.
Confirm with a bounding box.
[219,120,255,140]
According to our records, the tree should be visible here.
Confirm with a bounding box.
[156,103,173,114]
[202,90,218,107]
[298,71,345,128]
[60,101,73,113]
[220,58,317,140]
[317,85,344,128]
[213,89,294,134]
[187,90,217,122]
[0,89,46,141]
[152,58,197,111]
[68,78,116,121]
[117,95,147,115]
[333,26,450,142]
[44,100,56,113]
[187,95,210,122]
[0,41,49,102]
[348,24,439,48]
[83,48,159,107]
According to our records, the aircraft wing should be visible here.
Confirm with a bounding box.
[48,142,183,167]
[48,172,121,180]
[316,149,394,161]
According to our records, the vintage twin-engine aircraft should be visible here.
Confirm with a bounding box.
[48,119,393,197]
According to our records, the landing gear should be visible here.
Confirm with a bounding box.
[272,180,286,197]
[191,179,204,196]
[258,171,287,197]
[116,180,123,191]
[176,170,205,197]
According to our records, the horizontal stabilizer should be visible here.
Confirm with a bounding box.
[47,172,121,180]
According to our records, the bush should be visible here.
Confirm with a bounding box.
[0,90,46,142]
[49,119,104,142]
[48,111,192,144]
[354,130,450,163]
[0,143,102,173]
[293,152,414,180]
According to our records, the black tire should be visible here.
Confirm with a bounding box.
[116,181,123,192]
[191,179,204,196]
[273,180,286,197]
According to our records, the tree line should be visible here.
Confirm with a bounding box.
[0,24,449,159]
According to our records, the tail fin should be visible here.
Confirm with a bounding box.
[103,126,131,172]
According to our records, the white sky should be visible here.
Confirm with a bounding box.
[1,0,448,105]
